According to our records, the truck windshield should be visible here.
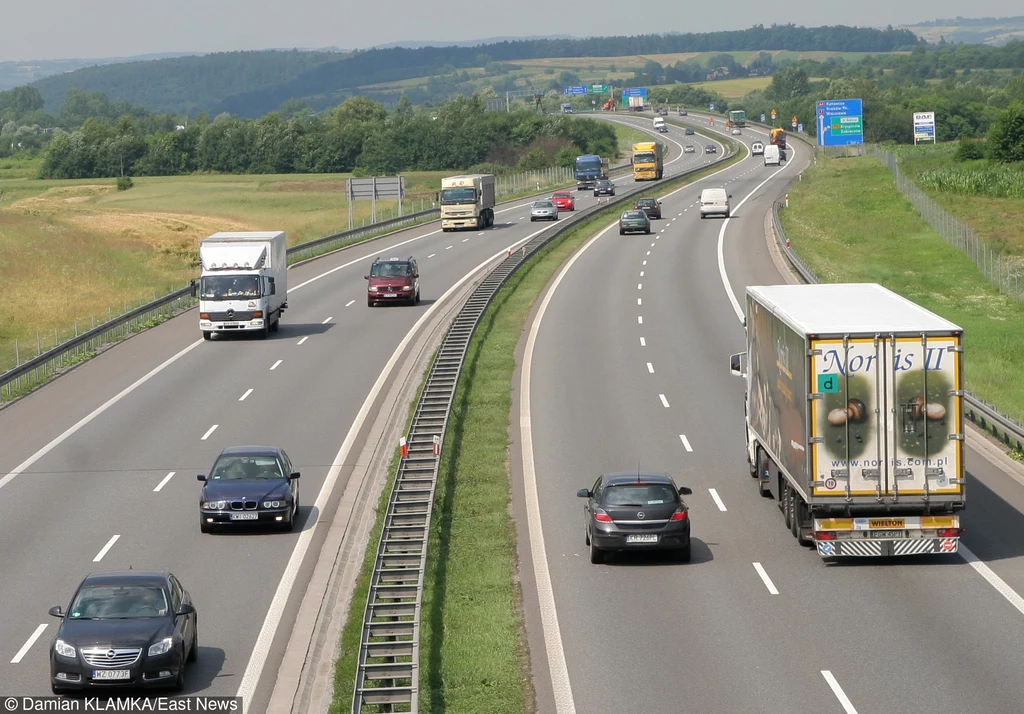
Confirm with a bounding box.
[634,152,656,164]
[440,188,477,204]
[575,157,602,172]
[200,275,261,299]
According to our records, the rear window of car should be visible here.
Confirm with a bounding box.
[602,484,679,506]
[636,199,656,206]
[622,210,645,219]
[553,192,571,198]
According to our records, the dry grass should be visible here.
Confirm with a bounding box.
[689,76,773,98]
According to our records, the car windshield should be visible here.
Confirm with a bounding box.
[597,181,612,187]
[440,187,476,204]
[211,455,284,480]
[200,275,261,300]
[370,262,412,278]
[68,585,169,619]
[602,484,679,507]
[534,201,554,208]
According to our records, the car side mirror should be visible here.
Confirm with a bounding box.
[289,472,301,480]
[730,351,747,378]
[49,606,64,618]
[196,474,207,482]
[175,603,196,617]
[728,194,733,198]
[364,275,370,280]
[576,488,590,498]
[678,486,693,496]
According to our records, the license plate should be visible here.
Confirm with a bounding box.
[230,512,258,520]
[869,518,905,529]
[93,670,130,680]
[626,534,658,543]
[870,530,905,538]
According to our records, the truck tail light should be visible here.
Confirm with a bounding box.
[938,528,960,538]
[814,531,836,541]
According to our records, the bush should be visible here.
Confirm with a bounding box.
[116,176,133,190]
[955,137,985,161]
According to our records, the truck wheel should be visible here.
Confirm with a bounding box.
[794,499,812,546]
[270,315,280,332]
[202,332,212,341]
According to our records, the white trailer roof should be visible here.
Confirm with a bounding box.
[202,231,284,242]
[747,283,962,334]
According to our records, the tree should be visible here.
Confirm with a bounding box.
[766,67,810,101]
[987,102,1024,163]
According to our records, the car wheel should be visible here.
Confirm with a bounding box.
[589,533,604,564]
[530,217,535,222]
[187,622,198,662]
[619,229,625,235]
[675,543,692,562]
[199,517,212,534]
[202,332,212,341]
[584,524,590,546]
[367,298,374,307]
[645,228,651,234]
[415,289,421,304]
[172,651,186,692]
[724,212,730,218]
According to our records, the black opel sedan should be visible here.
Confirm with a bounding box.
[577,472,693,563]
[49,570,197,694]
[197,445,300,532]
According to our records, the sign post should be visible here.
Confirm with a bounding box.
[791,116,798,129]
[815,99,864,148]
[913,111,936,144]
[399,436,408,459]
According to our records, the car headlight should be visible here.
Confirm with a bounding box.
[263,500,287,508]
[202,501,227,510]
[402,285,412,291]
[148,637,172,656]
[367,285,374,291]
[55,639,76,658]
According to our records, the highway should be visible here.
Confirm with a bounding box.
[0,113,717,710]
[516,114,1024,714]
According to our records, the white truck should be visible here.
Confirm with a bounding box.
[763,144,781,166]
[440,174,496,231]
[653,116,667,133]
[730,283,966,558]
[198,231,288,340]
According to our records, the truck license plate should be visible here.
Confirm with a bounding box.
[870,530,905,538]
[93,669,130,680]
[626,534,658,543]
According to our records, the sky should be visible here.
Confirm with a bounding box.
[1,0,1021,62]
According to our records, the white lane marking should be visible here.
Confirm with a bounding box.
[519,216,525,220]
[477,232,484,236]
[640,271,644,277]
[637,284,642,290]
[235,222,557,713]
[679,434,693,452]
[239,388,253,402]
[637,298,642,306]
[322,316,333,324]
[297,336,310,345]
[0,339,204,492]
[647,363,654,373]
[201,425,218,441]
[960,544,1024,619]
[646,251,651,256]
[642,260,647,266]
[672,217,677,221]
[270,359,282,370]
[154,472,175,492]
[93,535,120,562]
[10,624,47,664]
[345,300,355,307]
[463,238,470,242]
[637,316,643,325]
[639,337,646,347]
[659,394,670,408]
[446,245,453,250]
[753,562,779,595]
[709,488,727,511]
[650,242,656,247]
[821,671,859,714]
[427,254,436,258]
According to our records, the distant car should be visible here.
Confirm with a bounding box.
[593,179,616,196]
[49,570,198,694]
[531,200,559,221]
[679,108,688,116]
[551,190,575,211]
[365,256,420,306]
[732,128,741,135]
[705,144,717,154]
[634,197,662,219]
[684,145,696,153]
[197,445,301,532]
[751,141,765,155]
[684,128,695,135]
[577,471,694,563]
[619,209,651,235]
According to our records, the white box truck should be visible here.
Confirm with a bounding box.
[729,283,966,558]
[198,231,288,340]
[440,174,496,231]
[653,116,667,133]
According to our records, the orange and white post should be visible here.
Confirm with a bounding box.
[399,436,408,458]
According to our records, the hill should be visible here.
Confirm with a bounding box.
[901,15,1024,45]
[371,36,578,49]
[28,23,919,118]
[0,52,204,92]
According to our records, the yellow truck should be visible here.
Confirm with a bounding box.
[632,141,663,181]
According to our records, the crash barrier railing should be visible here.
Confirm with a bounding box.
[771,200,1024,452]
[0,160,637,405]
[351,146,734,713]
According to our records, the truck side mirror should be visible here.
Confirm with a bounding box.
[730,352,747,378]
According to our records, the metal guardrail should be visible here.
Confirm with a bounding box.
[350,145,734,713]
[771,201,1024,452]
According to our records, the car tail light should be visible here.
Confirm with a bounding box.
[814,531,836,540]
[669,508,687,521]
[938,528,960,538]
[594,509,613,523]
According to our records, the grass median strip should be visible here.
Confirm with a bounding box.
[780,154,1024,425]
[331,152,742,713]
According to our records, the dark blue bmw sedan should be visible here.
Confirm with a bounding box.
[197,445,300,532]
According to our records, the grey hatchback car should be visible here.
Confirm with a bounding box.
[531,200,559,221]
[577,472,693,563]
[619,209,651,235]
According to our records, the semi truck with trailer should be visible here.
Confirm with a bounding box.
[729,283,965,558]
[198,231,288,339]
[631,142,663,181]
[439,174,496,231]
[574,154,606,190]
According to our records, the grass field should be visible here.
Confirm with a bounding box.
[781,154,1024,425]
[689,76,773,98]
[329,146,743,713]
[612,122,651,154]
[0,155,43,181]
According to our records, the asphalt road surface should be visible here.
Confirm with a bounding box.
[518,115,1024,714]
[0,116,716,710]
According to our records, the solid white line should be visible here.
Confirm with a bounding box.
[201,424,218,441]
[960,544,1024,618]
[709,488,727,511]
[637,298,642,306]
[753,562,779,595]
[427,254,436,258]
[93,534,120,562]
[235,222,558,713]
[647,363,654,374]
[659,394,670,408]
[322,316,332,324]
[239,388,253,401]
[154,472,175,492]
[639,337,646,347]
[821,671,859,714]
[297,336,310,345]
[0,339,204,492]
[10,624,47,664]
[637,316,643,325]
[679,434,693,452]
[270,359,282,370]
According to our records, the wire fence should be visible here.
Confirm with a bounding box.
[870,145,1024,304]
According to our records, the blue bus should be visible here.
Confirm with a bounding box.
[574,154,606,190]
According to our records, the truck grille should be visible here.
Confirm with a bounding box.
[81,647,142,667]
[207,310,255,322]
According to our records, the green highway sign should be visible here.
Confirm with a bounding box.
[830,115,863,136]
[588,84,609,93]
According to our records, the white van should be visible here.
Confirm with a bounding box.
[763,144,781,166]
[750,141,764,155]
[699,188,731,219]
[653,116,667,132]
